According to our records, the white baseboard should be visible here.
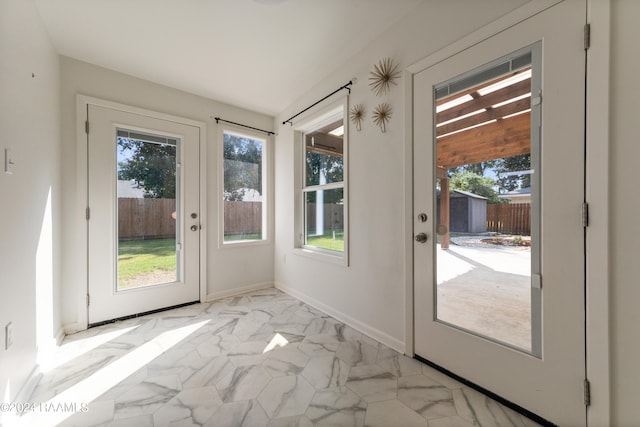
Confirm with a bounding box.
[275,282,405,354]
[206,282,274,302]
[14,365,41,403]
[0,365,41,426]
[54,326,65,346]
[63,322,86,335]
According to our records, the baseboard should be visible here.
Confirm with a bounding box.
[54,326,65,346]
[275,282,405,354]
[14,365,41,404]
[206,282,275,302]
[0,365,42,426]
[63,321,85,335]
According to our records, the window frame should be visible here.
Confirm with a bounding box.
[293,96,349,265]
[218,124,270,248]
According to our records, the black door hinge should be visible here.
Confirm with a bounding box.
[584,23,591,50]
[582,203,589,227]
[584,379,591,407]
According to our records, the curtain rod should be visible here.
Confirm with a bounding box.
[214,117,275,136]
[282,80,353,126]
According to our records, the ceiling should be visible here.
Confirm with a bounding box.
[35,0,425,116]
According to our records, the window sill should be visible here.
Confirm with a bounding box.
[221,239,270,249]
[293,247,348,267]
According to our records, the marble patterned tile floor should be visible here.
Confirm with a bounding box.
[21,288,542,427]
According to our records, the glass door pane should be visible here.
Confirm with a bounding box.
[433,48,540,354]
[116,129,180,290]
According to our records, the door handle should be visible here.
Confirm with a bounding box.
[415,233,428,243]
[190,225,199,232]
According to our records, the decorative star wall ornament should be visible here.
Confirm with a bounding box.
[349,104,366,131]
[372,103,392,133]
[369,57,401,96]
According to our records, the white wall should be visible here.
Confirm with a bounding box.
[0,0,61,405]
[273,0,529,351]
[610,0,640,425]
[60,58,275,330]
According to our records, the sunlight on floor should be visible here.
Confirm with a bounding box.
[15,320,209,427]
[38,326,140,373]
[262,333,290,353]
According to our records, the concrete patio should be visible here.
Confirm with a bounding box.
[436,241,532,351]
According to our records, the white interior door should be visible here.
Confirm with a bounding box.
[88,104,201,324]
[413,1,586,425]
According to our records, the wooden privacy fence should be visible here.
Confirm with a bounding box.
[118,199,264,239]
[486,203,530,235]
[118,198,176,240]
[224,201,262,235]
[306,203,344,232]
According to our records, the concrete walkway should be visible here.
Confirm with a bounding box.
[436,243,532,351]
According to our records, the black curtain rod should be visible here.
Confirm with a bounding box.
[214,117,275,136]
[282,80,353,126]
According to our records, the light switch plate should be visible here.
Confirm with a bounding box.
[5,322,12,350]
[5,148,14,174]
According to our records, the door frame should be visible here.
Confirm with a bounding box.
[75,95,208,330]
[402,0,611,425]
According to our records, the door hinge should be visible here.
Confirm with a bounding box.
[86,293,90,307]
[584,378,591,407]
[582,202,589,227]
[584,23,591,50]
[85,120,89,134]
[86,207,91,221]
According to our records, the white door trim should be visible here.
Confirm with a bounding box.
[403,0,611,424]
[74,95,207,330]
[585,1,611,425]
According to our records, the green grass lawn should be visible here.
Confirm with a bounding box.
[118,238,176,288]
[307,230,344,252]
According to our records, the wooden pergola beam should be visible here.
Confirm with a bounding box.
[436,97,531,137]
[436,67,531,107]
[305,133,344,157]
[436,78,530,124]
[437,112,530,168]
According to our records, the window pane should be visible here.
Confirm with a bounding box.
[223,132,264,242]
[116,133,178,290]
[305,188,344,252]
[433,51,538,353]
[305,121,344,186]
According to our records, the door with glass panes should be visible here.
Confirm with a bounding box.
[413,1,586,425]
[87,104,201,324]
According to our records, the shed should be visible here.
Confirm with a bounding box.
[437,190,487,233]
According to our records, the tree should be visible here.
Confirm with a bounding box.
[495,154,531,192]
[223,134,262,201]
[449,170,502,204]
[449,160,498,177]
[117,138,176,199]
[305,149,344,204]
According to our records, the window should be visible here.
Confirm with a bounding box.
[297,100,348,260]
[221,129,267,244]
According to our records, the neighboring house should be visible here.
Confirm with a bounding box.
[224,188,262,202]
[498,187,531,204]
[117,179,145,198]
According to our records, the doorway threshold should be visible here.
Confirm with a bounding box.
[414,354,556,427]
[88,300,200,328]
